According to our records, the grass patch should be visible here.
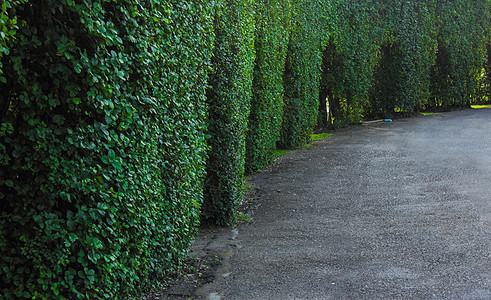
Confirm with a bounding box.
[273,149,293,159]
[471,104,491,109]
[421,112,437,115]
[311,133,333,140]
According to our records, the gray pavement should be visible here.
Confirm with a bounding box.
[194,109,491,300]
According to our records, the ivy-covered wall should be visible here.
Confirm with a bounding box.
[430,0,488,108]
[279,0,323,149]
[202,0,256,226]
[1,0,491,297]
[245,0,291,173]
[369,0,437,117]
[319,0,381,127]
[0,0,214,298]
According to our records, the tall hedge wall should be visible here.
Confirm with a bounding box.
[1,0,491,297]
[279,0,323,149]
[245,0,291,173]
[319,0,381,127]
[487,4,491,100]
[370,0,436,117]
[0,1,214,298]
[202,0,255,226]
[486,42,491,100]
[429,0,488,108]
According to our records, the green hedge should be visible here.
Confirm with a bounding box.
[0,0,214,298]
[370,1,436,117]
[2,0,490,297]
[279,0,323,149]
[245,0,291,173]
[487,5,491,100]
[319,0,381,127]
[486,42,491,100]
[370,43,404,117]
[429,0,488,108]
[318,38,342,128]
[202,0,256,225]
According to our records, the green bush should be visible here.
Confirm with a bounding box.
[318,0,381,126]
[279,0,323,149]
[202,0,256,226]
[245,0,291,173]
[0,0,214,298]
[428,41,453,108]
[486,42,491,100]
[429,0,489,108]
[370,0,436,117]
[487,5,491,101]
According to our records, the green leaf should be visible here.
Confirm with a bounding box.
[69,233,78,242]
[112,161,122,170]
[74,63,82,74]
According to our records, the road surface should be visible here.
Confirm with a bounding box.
[195,109,491,299]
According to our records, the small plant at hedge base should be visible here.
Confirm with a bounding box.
[237,213,254,224]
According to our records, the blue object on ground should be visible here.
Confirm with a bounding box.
[384,119,392,122]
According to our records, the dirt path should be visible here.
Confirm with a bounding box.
[187,109,491,299]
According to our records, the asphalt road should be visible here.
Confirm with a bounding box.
[195,109,491,300]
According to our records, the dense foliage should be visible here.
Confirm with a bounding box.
[369,0,437,117]
[0,0,213,298]
[319,0,381,127]
[245,0,291,173]
[486,1,491,101]
[486,42,491,100]
[202,0,256,225]
[279,0,323,149]
[428,0,489,108]
[1,0,490,297]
